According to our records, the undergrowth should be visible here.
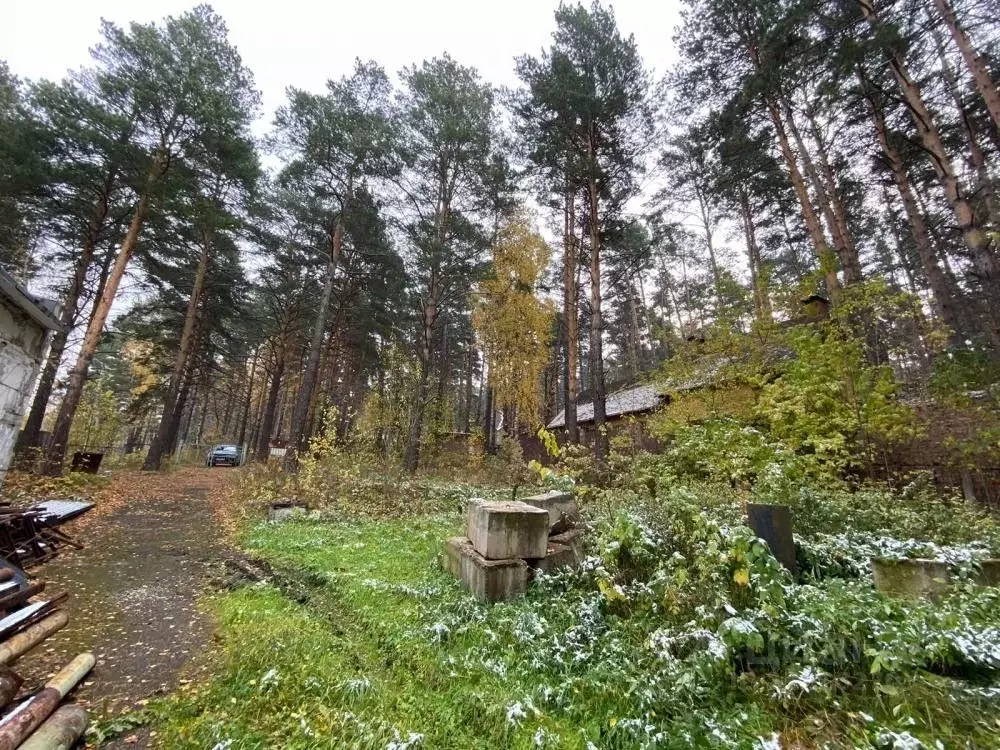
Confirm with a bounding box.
[140,418,1000,748]
[146,502,1000,747]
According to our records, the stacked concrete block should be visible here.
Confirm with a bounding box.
[443,537,530,602]
[467,501,550,560]
[442,492,586,602]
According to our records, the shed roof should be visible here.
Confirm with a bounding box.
[0,268,62,332]
[546,355,741,429]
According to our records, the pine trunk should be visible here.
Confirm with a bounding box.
[42,154,163,475]
[762,94,841,298]
[859,0,1000,340]
[255,346,286,463]
[696,188,724,306]
[782,97,862,286]
[864,76,968,343]
[237,348,259,448]
[143,234,212,470]
[933,28,998,227]
[288,215,343,460]
[562,176,579,443]
[932,0,1000,131]
[804,109,864,285]
[586,163,607,464]
[462,348,474,433]
[738,187,772,323]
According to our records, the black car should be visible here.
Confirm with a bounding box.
[207,444,242,467]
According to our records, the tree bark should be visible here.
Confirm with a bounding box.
[42,154,165,475]
[695,187,725,307]
[859,0,1000,340]
[462,347,474,433]
[143,233,212,470]
[626,276,641,378]
[255,345,286,462]
[782,96,862,286]
[19,120,132,453]
[931,0,1000,132]
[738,186,772,323]
[863,74,968,343]
[19,226,100,453]
[804,108,864,285]
[287,214,343,460]
[586,159,607,464]
[762,94,841,298]
[237,347,259,448]
[562,178,580,443]
[932,27,998,227]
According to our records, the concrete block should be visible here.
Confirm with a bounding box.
[528,541,578,575]
[268,501,307,521]
[442,537,529,602]
[467,501,549,560]
[872,558,950,600]
[521,490,579,531]
[442,536,465,578]
[550,527,585,562]
[976,559,1000,587]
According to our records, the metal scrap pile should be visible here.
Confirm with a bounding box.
[0,501,92,570]
[0,563,92,749]
[0,500,96,748]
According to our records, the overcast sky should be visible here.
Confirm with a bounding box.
[4,0,684,130]
[5,0,729,310]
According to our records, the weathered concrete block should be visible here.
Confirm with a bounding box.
[467,501,549,560]
[521,490,579,532]
[528,541,578,575]
[550,527,585,562]
[442,536,465,578]
[268,501,307,521]
[442,537,529,602]
[975,559,1000,587]
[872,558,950,600]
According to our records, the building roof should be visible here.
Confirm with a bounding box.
[547,381,665,429]
[546,355,743,429]
[0,268,62,332]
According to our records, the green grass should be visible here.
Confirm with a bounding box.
[150,515,557,748]
[142,507,1000,749]
[150,514,736,748]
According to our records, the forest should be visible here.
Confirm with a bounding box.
[4,1,1000,747]
[0,0,998,485]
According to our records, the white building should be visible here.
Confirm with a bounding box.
[0,269,61,486]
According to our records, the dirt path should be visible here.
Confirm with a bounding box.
[18,467,235,743]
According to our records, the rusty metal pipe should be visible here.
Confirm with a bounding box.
[0,652,94,750]
[0,612,68,666]
[18,704,88,750]
[0,669,21,710]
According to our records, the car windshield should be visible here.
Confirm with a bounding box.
[214,445,238,454]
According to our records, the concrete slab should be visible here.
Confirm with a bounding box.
[467,501,549,560]
[442,537,529,602]
[528,541,578,575]
[976,559,1000,587]
[872,558,950,600]
[550,527,585,562]
[520,490,579,531]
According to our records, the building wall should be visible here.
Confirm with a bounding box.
[0,300,49,485]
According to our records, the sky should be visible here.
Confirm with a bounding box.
[4,0,727,319]
[4,0,684,132]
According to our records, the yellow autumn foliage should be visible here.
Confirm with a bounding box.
[472,213,555,428]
